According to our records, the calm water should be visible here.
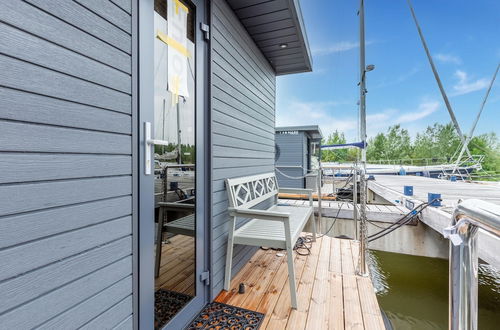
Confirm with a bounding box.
[370,250,500,330]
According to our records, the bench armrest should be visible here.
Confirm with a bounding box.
[228,207,290,222]
[157,202,195,211]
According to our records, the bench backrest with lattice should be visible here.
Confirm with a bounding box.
[225,172,279,209]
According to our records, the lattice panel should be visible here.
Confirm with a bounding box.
[234,183,251,207]
[227,174,278,208]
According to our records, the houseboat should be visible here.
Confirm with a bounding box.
[0,0,313,328]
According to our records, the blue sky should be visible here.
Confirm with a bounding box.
[276,0,500,141]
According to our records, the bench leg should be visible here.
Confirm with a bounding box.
[286,245,298,309]
[224,217,236,291]
[310,213,317,242]
[224,240,234,291]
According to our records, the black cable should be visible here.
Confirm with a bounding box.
[260,235,315,256]
[368,199,441,242]
[316,201,346,238]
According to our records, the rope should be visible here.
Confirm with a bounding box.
[274,167,315,180]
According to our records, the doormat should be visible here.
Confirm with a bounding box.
[155,289,193,329]
[186,302,264,329]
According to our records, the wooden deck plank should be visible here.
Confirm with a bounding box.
[342,275,364,329]
[227,251,278,307]
[216,235,383,330]
[340,239,355,276]
[256,252,303,329]
[265,245,310,329]
[283,237,322,329]
[357,277,385,330]
[329,237,342,273]
[305,237,331,329]
[215,249,271,303]
[329,271,344,329]
[240,252,286,311]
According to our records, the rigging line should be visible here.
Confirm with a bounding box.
[452,63,500,173]
[406,0,472,159]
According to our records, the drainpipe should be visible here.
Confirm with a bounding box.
[443,199,500,330]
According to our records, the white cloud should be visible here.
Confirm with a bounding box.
[311,40,374,56]
[435,53,462,65]
[276,99,439,140]
[395,101,439,123]
[451,70,490,96]
[276,100,357,138]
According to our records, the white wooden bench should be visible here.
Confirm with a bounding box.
[224,172,316,309]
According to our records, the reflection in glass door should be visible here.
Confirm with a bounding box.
[152,0,197,328]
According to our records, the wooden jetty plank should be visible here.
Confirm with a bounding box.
[340,239,355,275]
[215,249,270,303]
[303,200,406,223]
[217,236,384,330]
[329,271,344,329]
[238,251,286,310]
[342,275,364,329]
[283,237,322,329]
[357,277,385,330]
[255,251,302,329]
[227,251,277,307]
[265,248,309,329]
[329,237,342,273]
[350,240,360,274]
[305,237,331,329]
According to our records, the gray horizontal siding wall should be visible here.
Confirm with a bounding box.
[210,0,276,298]
[275,133,306,188]
[0,0,133,328]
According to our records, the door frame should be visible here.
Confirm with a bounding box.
[132,0,210,328]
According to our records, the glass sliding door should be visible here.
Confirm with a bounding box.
[138,0,207,328]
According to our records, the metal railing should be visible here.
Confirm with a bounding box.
[369,155,484,167]
[443,199,500,330]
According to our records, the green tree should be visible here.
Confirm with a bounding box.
[321,130,348,162]
[367,133,387,161]
[377,125,412,161]
[322,122,499,180]
[469,133,499,173]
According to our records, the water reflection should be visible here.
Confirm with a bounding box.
[370,250,500,329]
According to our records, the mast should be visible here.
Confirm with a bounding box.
[452,64,499,174]
[357,0,368,276]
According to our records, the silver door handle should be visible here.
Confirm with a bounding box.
[144,122,168,175]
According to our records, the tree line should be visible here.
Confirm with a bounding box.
[321,123,499,174]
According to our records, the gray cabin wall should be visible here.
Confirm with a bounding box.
[210,0,276,298]
[275,132,306,188]
[0,0,133,328]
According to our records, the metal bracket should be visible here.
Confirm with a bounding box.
[200,23,210,41]
[443,224,463,246]
[200,271,210,285]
